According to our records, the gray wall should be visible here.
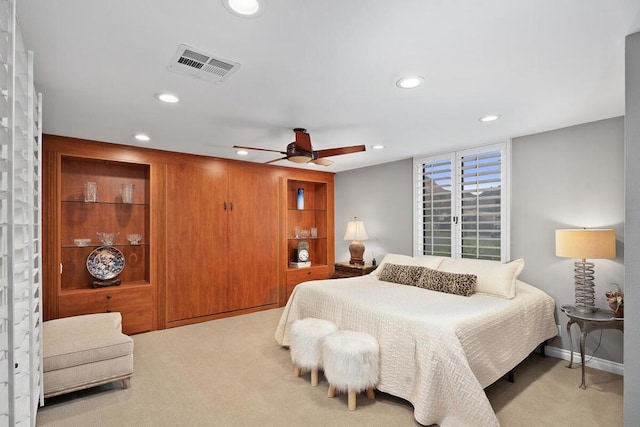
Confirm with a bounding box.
[624,31,640,426]
[335,158,413,264]
[335,117,625,364]
[511,117,624,363]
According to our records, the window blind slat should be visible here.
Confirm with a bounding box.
[460,159,501,169]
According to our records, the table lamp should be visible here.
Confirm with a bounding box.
[344,218,368,265]
[555,228,616,313]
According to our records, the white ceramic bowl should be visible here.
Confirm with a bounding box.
[74,238,91,247]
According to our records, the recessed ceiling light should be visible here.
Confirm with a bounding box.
[134,133,150,142]
[223,0,264,17]
[372,145,385,150]
[479,114,500,122]
[396,76,424,89]
[155,93,179,103]
[236,150,249,156]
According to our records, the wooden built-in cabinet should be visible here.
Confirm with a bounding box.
[281,178,335,303]
[43,135,334,332]
[165,161,279,326]
[55,156,153,334]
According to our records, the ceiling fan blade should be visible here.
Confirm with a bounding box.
[315,145,366,158]
[310,158,333,166]
[265,157,287,164]
[233,145,287,155]
[293,128,313,153]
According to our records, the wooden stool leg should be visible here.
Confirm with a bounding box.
[366,387,375,400]
[328,385,336,398]
[293,366,301,377]
[311,368,318,386]
[348,389,357,411]
[122,377,131,389]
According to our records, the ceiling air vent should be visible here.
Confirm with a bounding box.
[167,44,240,84]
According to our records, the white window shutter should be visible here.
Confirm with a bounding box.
[414,142,509,261]
[0,1,43,425]
[456,145,504,260]
[413,154,454,257]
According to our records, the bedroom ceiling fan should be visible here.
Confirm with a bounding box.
[234,128,366,166]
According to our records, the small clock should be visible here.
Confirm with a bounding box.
[297,248,309,262]
[293,240,310,263]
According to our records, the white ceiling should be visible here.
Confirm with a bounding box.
[16,1,640,172]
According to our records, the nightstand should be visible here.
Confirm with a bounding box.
[560,304,624,389]
[334,262,377,278]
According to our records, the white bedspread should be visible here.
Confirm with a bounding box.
[275,275,557,427]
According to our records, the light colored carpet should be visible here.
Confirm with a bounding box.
[37,308,622,426]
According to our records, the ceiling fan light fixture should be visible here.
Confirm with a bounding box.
[288,155,312,164]
[396,76,424,89]
[223,0,264,17]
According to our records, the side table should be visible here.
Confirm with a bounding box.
[334,262,377,278]
[560,304,623,389]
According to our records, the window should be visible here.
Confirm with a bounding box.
[413,142,510,261]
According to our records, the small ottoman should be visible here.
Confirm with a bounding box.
[43,312,134,398]
[322,330,379,411]
[289,318,338,386]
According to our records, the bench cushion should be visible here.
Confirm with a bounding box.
[43,313,133,372]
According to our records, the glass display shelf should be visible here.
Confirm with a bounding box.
[62,243,149,248]
[288,236,326,240]
[62,200,149,206]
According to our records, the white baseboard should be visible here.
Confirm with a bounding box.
[544,345,624,376]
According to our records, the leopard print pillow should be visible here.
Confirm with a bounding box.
[417,267,476,296]
[378,263,425,286]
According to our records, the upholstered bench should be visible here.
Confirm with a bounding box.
[43,312,134,398]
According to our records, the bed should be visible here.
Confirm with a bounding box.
[275,254,557,427]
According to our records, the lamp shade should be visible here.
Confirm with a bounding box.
[555,229,616,259]
[343,219,368,241]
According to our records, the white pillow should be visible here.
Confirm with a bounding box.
[436,258,524,299]
[371,253,444,276]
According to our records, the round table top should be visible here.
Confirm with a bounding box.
[560,304,623,322]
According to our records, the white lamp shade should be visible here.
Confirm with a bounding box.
[555,229,616,259]
[343,220,368,241]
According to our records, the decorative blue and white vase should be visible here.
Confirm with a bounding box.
[297,188,304,210]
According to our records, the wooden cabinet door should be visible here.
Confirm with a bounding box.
[108,286,153,334]
[165,161,229,322]
[226,167,279,310]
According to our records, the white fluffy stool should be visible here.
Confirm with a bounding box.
[290,318,338,386]
[322,330,379,411]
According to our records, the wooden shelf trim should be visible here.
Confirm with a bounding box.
[59,281,152,296]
